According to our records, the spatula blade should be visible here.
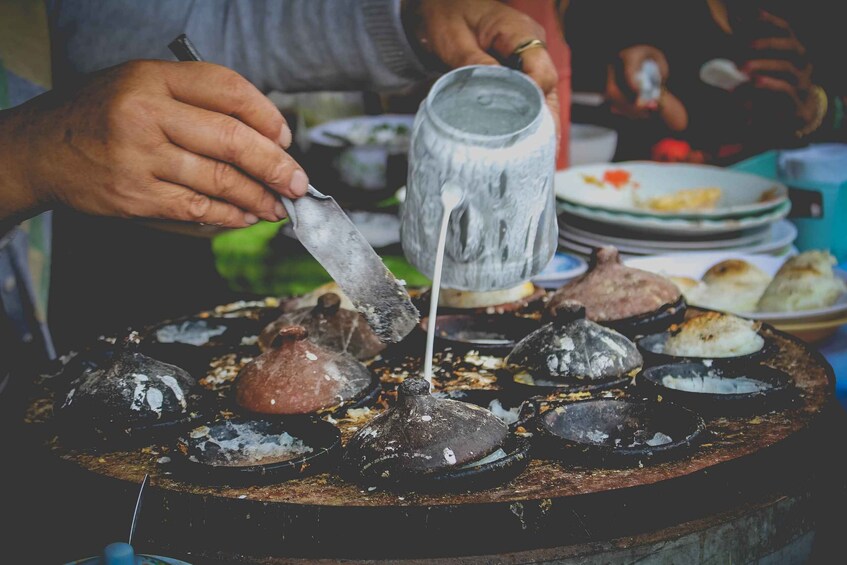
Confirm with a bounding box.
[283,189,419,342]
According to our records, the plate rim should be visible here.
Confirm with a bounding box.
[554,162,789,219]
[558,200,791,236]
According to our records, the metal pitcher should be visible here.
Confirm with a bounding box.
[401,65,557,291]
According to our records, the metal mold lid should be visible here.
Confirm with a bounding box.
[507,301,642,383]
[638,362,793,415]
[173,416,340,486]
[235,326,374,416]
[55,345,206,444]
[259,293,386,361]
[547,246,682,323]
[342,377,510,488]
[533,398,706,468]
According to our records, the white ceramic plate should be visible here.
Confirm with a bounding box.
[531,252,588,288]
[559,220,797,255]
[623,252,847,324]
[555,162,788,219]
[557,199,791,237]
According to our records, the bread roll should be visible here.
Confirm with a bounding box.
[757,251,846,312]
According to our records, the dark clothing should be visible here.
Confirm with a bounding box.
[565,0,847,160]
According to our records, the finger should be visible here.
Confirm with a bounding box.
[606,64,649,119]
[155,146,284,222]
[478,15,557,96]
[742,59,803,85]
[140,180,256,228]
[160,61,292,148]
[757,11,792,34]
[753,75,804,108]
[658,91,689,132]
[430,22,500,69]
[515,47,558,98]
[750,37,806,57]
[161,101,309,198]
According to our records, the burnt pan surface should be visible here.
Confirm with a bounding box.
[420,314,541,355]
[636,331,777,368]
[506,371,632,397]
[602,296,687,339]
[534,398,706,467]
[143,317,260,348]
[174,417,340,485]
[638,363,793,415]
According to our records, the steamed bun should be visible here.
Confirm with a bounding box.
[663,312,764,358]
[691,259,772,313]
[757,251,846,312]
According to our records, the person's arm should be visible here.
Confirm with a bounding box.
[49,0,557,100]
[1,60,307,230]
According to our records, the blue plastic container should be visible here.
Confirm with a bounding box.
[731,150,847,263]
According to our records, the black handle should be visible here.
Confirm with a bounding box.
[169,34,204,62]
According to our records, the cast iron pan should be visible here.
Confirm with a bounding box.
[173,416,341,486]
[503,370,633,398]
[601,296,687,339]
[419,314,541,356]
[637,362,794,416]
[636,330,777,369]
[533,398,706,468]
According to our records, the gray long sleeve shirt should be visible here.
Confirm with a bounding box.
[47,0,430,93]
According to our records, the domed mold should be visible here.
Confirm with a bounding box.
[342,377,509,485]
[259,293,386,360]
[547,246,684,336]
[236,325,376,415]
[506,302,642,388]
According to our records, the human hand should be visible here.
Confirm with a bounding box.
[10,60,307,228]
[739,11,820,134]
[403,0,560,133]
[606,45,688,132]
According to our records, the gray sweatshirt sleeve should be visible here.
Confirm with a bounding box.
[47,0,430,92]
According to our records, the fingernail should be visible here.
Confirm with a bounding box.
[244,213,260,225]
[274,201,287,219]
[278,125,293,149]
[290,169,309,196]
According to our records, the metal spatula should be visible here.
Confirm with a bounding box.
[281,186,419,342]
[169,35,419,342]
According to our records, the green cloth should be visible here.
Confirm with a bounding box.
[212,220,428,298]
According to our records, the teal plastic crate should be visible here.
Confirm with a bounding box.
[731,150,847,263]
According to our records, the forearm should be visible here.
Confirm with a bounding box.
[0,107,48,232]
[48,0,430,93]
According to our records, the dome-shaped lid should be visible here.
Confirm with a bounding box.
[547,246,680,322]
[259,293,386,360]
[236,326,373,415]
[60,349,196,424]
[507,300,642,380]
[343,377,508,481]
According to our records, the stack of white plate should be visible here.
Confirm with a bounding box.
[555,162,796,258]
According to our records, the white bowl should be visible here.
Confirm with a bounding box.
[568,124,618,166]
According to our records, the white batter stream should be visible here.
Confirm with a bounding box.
[423,183,464,388]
